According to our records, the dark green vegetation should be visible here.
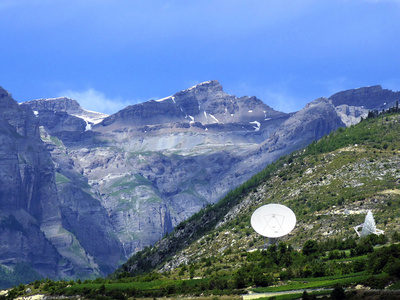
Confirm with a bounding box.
[4,239,400,299]
[0,263,41,291]
[4,111,400,299]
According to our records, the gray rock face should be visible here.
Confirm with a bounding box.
[0,87,65,277]
[264,98,345,153]
[1,81,396,281]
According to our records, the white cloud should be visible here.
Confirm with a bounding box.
[57,88,134,114]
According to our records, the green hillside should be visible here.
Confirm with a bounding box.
[6,112,400,299]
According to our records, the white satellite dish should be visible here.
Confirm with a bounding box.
[251,203,296,239]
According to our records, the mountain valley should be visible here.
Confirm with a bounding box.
[0,80,399,285]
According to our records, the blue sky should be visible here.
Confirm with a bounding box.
[1,0,399,114]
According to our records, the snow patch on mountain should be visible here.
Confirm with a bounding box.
[156,96,173,102]
[210,114,219,123]
[250,121,261,131]
[71,109,108,126]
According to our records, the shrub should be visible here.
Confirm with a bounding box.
[385,258,400,277]
[363,275,391,289]
[302,240,319,257]
[352,259,366,273]
[331,284,345,300]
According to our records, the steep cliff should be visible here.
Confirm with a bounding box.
[0,87,66,279]
[0,88,123,285]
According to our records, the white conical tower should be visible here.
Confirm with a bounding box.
[354,210,385,237]
[360,211,377,237]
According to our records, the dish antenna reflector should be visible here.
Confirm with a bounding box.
[251,204,296,244]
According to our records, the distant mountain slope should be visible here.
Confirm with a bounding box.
[114,110,400,277]
[0,81,398,283]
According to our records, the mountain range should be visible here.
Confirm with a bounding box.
[0,80,399,282]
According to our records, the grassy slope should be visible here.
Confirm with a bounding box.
[115,113,400,278]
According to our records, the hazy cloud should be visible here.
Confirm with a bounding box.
[58,88,134,115]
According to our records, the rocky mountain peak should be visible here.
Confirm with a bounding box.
[0,87,39,137]
[329,85,400,109]
[182,80,223,94]
[178,80,227,104]
[304,97,330,108]
[0,86,18,111]
[0,86,12,99]
[98,80,284,130]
